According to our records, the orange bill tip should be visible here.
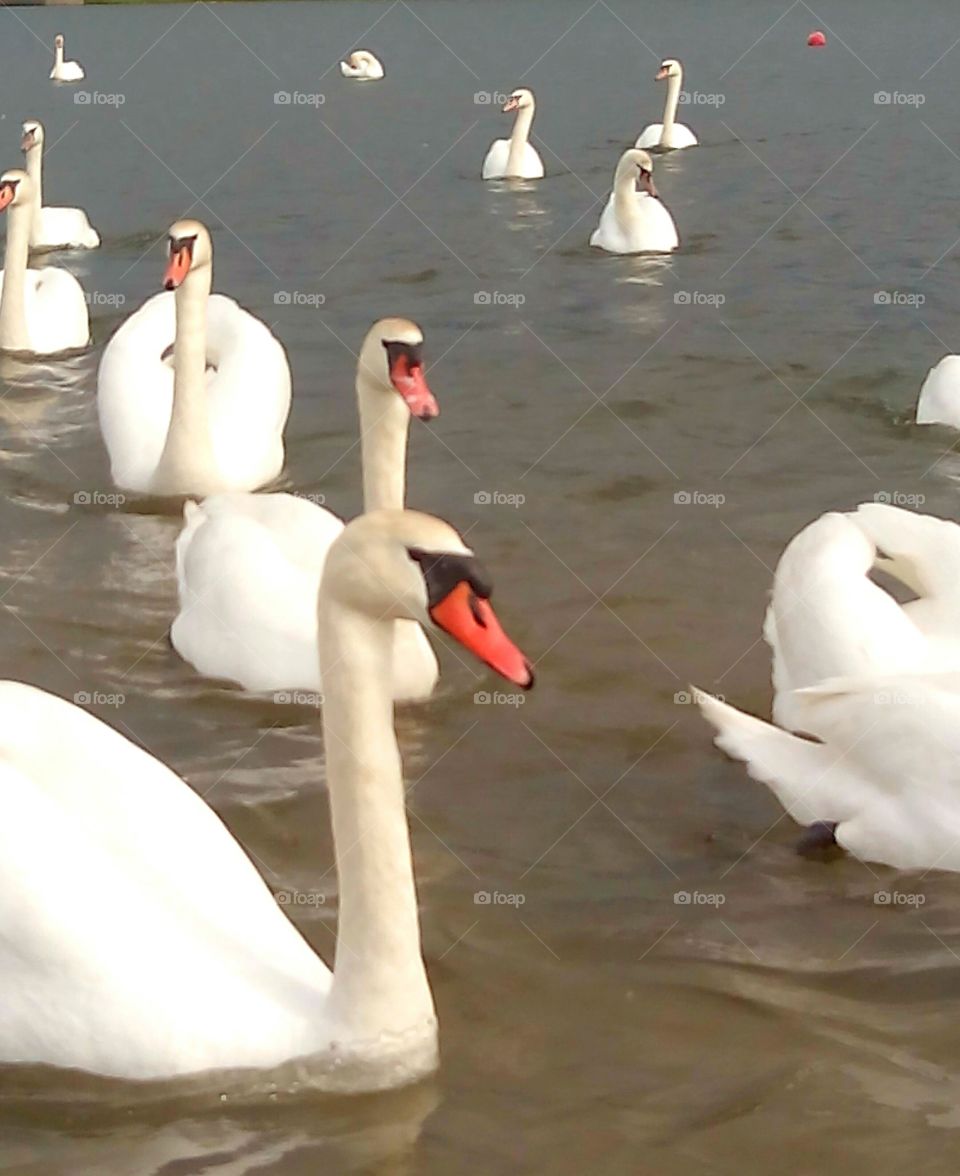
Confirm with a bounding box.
[430,581,534,689]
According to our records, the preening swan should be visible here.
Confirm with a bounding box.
[171,317,442,702]
[0,509,534,1083]
[635,58,698,152]
[481,89,545,180]
[917,355,960,427]
[590,149,678,254]
[49,34,84,83]
[0,170,89,356]
[97,219,291,496]
[21,121,100,251]
[340,50,384,80]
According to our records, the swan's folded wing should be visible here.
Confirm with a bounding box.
[37,205,100,249]
[851,503,960,605]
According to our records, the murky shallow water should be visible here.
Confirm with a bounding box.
[3,0,960,1171]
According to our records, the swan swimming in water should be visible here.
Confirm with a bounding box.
[49,34,84,83]
[340,50,384,80]
[590,149,678,254]
[481,89,545,180]
[20,121,100,251]
[635,58,698,152]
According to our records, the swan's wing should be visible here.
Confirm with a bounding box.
[481,139,511,179]
[668,125,699,148]
[97,292,175,492]
[635,124,663,149]
[22,266,89,354]
[196,492,344,573]
[522,143,545,178]
[917,355,960,427]
[37,205,100,249]
[851,504,960,604]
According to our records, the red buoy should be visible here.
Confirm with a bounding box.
[807,30,826,47]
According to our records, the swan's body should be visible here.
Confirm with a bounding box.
[590,149,678,254]
[635,58,698,152]
[21,121,99,251]
[340,51,384,80]
[917,356,960,428]
[97,219,291,496]
[0,510,533,1082]
[49,34,84,82]
[481,89,544,180]
[171,318,441,701]
[0,169,89,355]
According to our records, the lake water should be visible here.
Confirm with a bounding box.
[3,0,960,1171]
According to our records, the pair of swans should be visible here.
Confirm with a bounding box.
[482,89,544,180]
[21,120,100,251]
[0,170,89,355]
[97,220,291,495]
[590,149,678,254]
[635,59,698,152]
[50,34,84,82]
[699,504,960,871]
[172,317,442,702]
[0,510,534,1083]
[340,50,384,79]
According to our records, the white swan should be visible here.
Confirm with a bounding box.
[590,149,678,254]
[481,89,545,180]
[340,50,384,80]
[0,509,534,1082]
[635,58,698,152]
[49,34,84,83]
[97,219,291,496]
[171,318,442,702]
[916,356,960,427]
[21,121,100,251]
[0,170,89,356]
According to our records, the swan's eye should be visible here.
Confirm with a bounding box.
[407,548,494,608]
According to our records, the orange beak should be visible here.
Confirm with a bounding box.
[655,66,669,81]
[502,96,520,113]
[163,246,192,290]
[0,184,15,213]
[20,131,35,152]
[389,352,439,420]
[430,581,534,688]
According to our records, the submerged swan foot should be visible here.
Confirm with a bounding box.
[795,821,842,861]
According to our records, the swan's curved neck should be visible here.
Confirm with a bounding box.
[506,104,535,176]
[319,596,435,1041]
[0,202,32,351]
[24,149,42,242]
[153,266,217,493]
[54,44,64,67]
[613,166,642,222]
[358,366,410,513]
[661,73,681,142]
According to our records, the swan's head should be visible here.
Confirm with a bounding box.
[323,510,535,688]
[616,149,657,197]
[347,50,375,66]
[0,169,32,213]
[655,58,682,81]
[502,88,535,114]
[163,219,212,290]
[54,34,64,50]
[21,121,43,153]
[358,317,438,421]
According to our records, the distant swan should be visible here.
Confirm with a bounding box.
[50,34,84,83]
[0,510,534,1083]
[340,51,384,80]
[21,121,100,251]
[0,170,89,355]
[635,59,698,152]
[97,219,291,496]
[917,356,960,428]
[481,89,544,180]
[590,149,678,254]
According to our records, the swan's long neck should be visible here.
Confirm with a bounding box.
[506,103,535,176]
[613,165,641,224]
[0,201,32,351]
[661,72,681,143]
[320,599,435,1042]
[358,369,410,512]
[54,43,64,69]
[24,149,42,242]
[153,267,217,492]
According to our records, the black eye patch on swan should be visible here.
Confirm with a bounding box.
[169,234,197,256]
[383,340,423,371]
[407,548,493,607]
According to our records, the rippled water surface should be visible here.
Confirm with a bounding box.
[4,0,960,1171]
